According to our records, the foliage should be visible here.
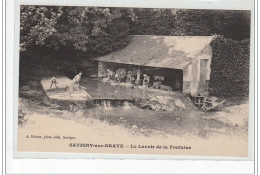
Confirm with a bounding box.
[130,8,180,35]
[209,36,250,96]
[130,9,250,40]
[20,6,250,54]
[20,6,63,51]
[18,109,27,126]
[20,6,135,56]
[174,10,250,40]
[52,7,135,55]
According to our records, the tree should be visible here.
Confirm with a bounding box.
[20,6,135,57]
[129,8,250,40]
[130,8,178,35]
[52,7,135,55]
[20,6,250,54]
[20,5,63,51]
[166,9,250,40]
[209,36,250,96]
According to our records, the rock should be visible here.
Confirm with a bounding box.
[154,103,162,111]
[147,96,157,102]
[166,106,175,111]
[119,117,123,120]
[175,99,186,108]
[160,85,173,91]
[101,77,110,82]
[156,96,168,105]
[139,102,150,109]
[136,94,191,112]
[132,125,138,129]
[150,103,162,111]
[111,82,119,86]
[161,106,168,111]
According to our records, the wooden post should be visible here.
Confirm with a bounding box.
[98,61,107,78]
[135,68,141,85]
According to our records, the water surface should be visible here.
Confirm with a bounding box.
[80,78,229,137]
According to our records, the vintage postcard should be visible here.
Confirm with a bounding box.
[16,4,253,158]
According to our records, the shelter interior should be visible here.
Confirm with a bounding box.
[98,61,183,92]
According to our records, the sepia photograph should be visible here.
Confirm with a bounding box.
[17,5,251,157]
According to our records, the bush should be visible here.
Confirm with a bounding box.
[209,36,250,96]
[18,109,27,126]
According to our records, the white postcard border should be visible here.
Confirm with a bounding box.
[6,0,256,173]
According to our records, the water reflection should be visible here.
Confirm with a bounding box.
[80,78,148,99]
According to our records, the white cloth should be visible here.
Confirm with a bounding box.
[73,74,82,82]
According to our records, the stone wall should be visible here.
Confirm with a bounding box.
[182,44,212,95]
[98,61,108,78]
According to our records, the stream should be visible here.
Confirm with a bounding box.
[78,78,230,137]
